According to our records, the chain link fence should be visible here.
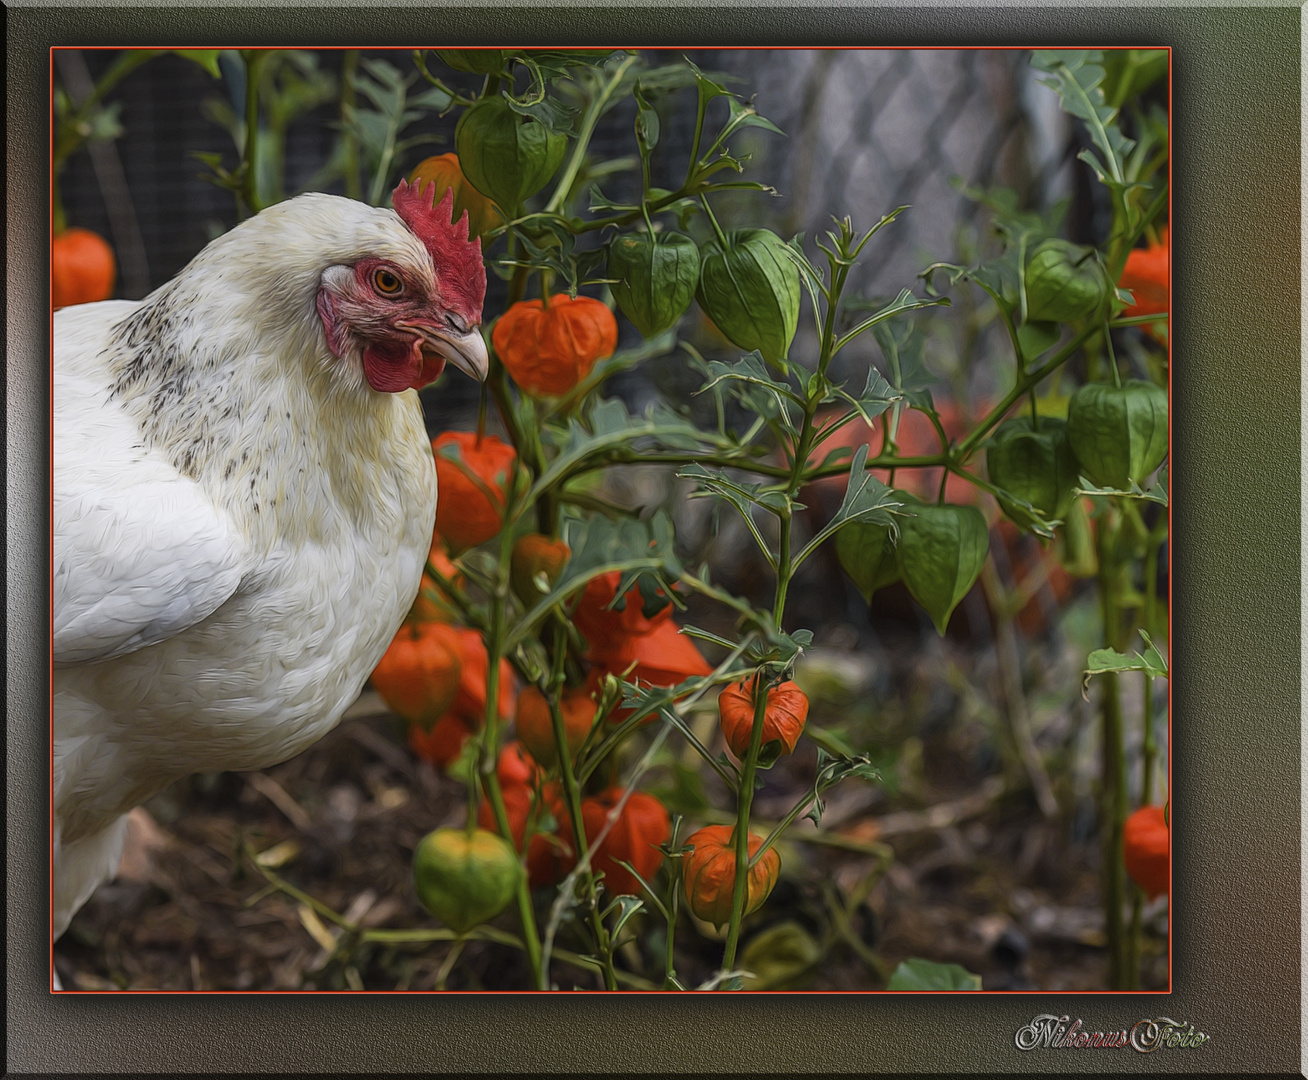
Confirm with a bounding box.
[60,48,1079,296]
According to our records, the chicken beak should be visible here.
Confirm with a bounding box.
[408,324,489,383]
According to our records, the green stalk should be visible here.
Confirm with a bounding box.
[546,626,618,991]
[663,819,683,989]
[239,50,267,217]
[955,322,1098,461]
[721,231,855,975]
[477,508,543,988]
[1128,519,1166,989]
[543,53,638,215]
[720,675,770,974]
[699,194,731,249]
[1105,322,1123,389]
[1096,508,1128,989]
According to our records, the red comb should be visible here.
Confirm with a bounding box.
[392,178,487,324]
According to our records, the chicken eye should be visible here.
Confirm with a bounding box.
[373,268,403,295]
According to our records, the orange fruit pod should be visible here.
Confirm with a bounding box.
[514,684,598,770]
[717,678,809,763]
[1123,804,1170,900]
[408,153,503,239]
[495,740,542,789]
[1118,227,1169,345]
[432,431,517,552]
[407,712,478,770]
[510,534,571,605]
[681,824,781,927]
[447,625,516,723]
[371,621,464,729]
[492,294,617,398]
[580,788,670,898]
[478,775,573,888]
[52,227,116,309]
[572,570,671,643]
[409,534,465,623]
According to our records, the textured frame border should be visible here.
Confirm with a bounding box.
[7,4,1300,1075]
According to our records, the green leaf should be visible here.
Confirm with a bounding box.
[1073,475,1169,506]
[1100,48,1168,109]
[886,958,982,991]
[834,288,950,355]
[1082,630,1168,697]
[802,749,882,827]
[871,314,933,394]
[794,445,902,570]
[828,367,901,429]
[173,49,223,78]
[896,502,989,635]
[715,94,786,146]
[602,894,646,933]
[529,397,706,505]
[835,518,900,602]
[695,350,804,420]
[1031,50,1134,185]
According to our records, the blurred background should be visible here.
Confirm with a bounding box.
[54,48,1168,992]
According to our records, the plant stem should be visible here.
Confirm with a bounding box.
[1128,519,1165,990]
[477,512,544,988]
[543,53,638,215]
[1096,508,1128,989]
[720,676,770,974]
[239,50,267,217]
[1105,322,1123,389]
[434,936,466,990]
[546,627,618,991]
[699,194,730,249]
[955,322,1099,461]
[663,820,683,988]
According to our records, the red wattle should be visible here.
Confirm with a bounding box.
[363,337,445,393]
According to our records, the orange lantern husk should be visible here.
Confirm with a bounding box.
[681,824,781,926]
[408,152,503,239]
[52,227,116,309]
[492,294,617,397]
[432,431,517,551]
[580,788,670,898]
[371,621,464,729]
[514,685,598,769]
[717,678,809,761]
[1119,227,1168,344]
[1123,804,1170,900]
[480,776,573,887]
[408,711,478,770]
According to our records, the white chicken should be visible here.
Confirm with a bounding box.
[52,180,489,964]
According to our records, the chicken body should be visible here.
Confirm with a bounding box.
[53,189,486,942]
